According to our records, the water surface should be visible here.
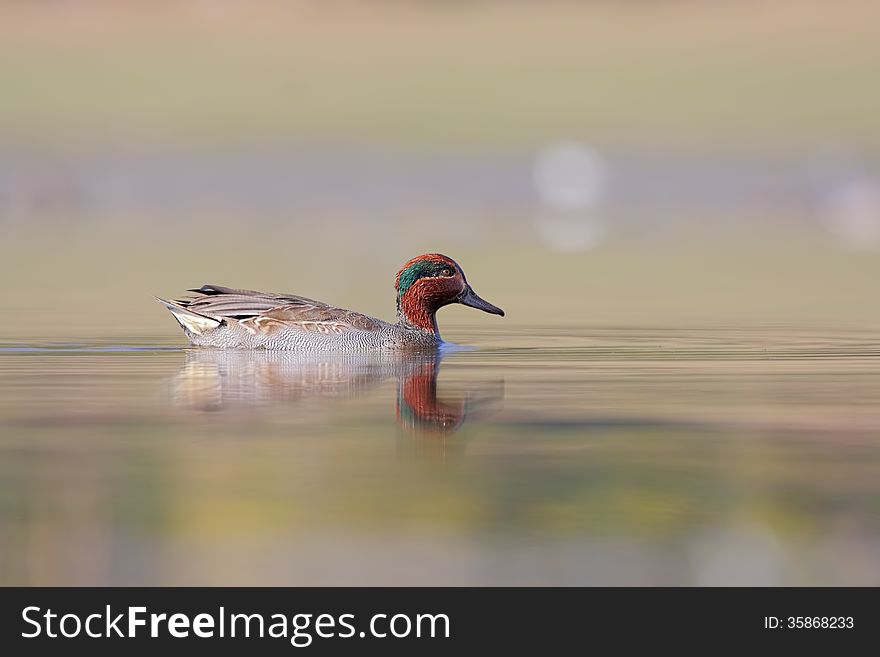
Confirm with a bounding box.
[1,326,878,585]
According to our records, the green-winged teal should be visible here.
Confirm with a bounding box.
[157,253,504,351]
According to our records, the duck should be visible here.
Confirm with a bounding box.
[156,253,504,351]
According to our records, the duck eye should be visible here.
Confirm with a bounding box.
[440,268,454,277]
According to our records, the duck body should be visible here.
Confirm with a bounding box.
[157,254,503,351]
[158,285,440,352]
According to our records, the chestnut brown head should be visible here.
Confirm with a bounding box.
[394,253,504,334]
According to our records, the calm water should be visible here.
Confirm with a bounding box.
[0,326,878,586]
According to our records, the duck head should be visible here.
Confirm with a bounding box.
[395,253,504,334]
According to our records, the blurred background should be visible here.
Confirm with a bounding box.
[1,0,879,336]
[1,1,879,586]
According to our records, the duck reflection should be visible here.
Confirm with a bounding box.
[171,348,502,437]
[396,360,465,435]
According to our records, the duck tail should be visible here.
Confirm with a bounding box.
[154,296,223,335]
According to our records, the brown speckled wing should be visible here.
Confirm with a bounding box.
[256,305,382,333]
[178,284,381,335]
[179,285,327,318]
